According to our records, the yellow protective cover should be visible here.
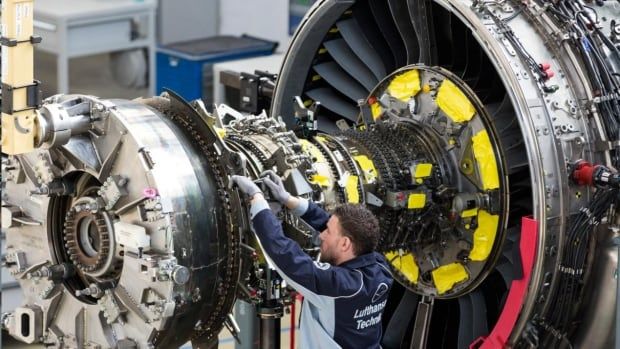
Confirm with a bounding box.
[414,163,433,178]
[432,263,469,294]
[385,251,419,284]
[407,193,426,209]
[387,70,421,102]
[345,175,360,203]
[354,155,378,183]
[469,210,500,261]
[436,79,476,123]
[472,130,500,190]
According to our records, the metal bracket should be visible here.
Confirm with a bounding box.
[1,80,42,114]
[0,35,41,47]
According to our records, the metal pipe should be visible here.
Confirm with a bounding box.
[259,315,281,349]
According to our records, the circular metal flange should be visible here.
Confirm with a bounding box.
[367,65,508,298]
[63,199,114,276]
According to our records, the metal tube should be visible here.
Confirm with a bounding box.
[259,316,281,349]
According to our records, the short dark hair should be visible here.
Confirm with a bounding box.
[332,204,380,256]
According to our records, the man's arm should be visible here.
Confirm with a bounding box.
[261,170,330,231]
[250,195,362,308]
[285,196,330,232]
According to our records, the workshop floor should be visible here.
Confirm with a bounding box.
[2,52,301,349]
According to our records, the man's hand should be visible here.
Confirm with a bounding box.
[231,175,262,198]
[261,170,291,205]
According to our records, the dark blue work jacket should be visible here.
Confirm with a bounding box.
[251,200,393,349]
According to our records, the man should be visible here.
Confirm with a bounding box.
[232,171,393,349]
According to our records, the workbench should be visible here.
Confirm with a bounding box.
[33,0,157,95]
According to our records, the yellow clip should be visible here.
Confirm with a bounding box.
[414,163,433,178]
[385,251,419,284]
[214,127,227,139]
[301,139,326,163]
[354,155,378,183]
[469,210,500,261]
[309,174,330,187]
[436,79,476,123]
[461,208,478,218]
[472,130,500,190]
[371,103,382,120]
[407,193,426,209]
[431,263,469,295]
[345,175,360,203]
[387,70,421,102]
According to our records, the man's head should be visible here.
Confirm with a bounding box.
[318,204,380,265]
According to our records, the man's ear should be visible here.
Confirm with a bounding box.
[341,235,353,252]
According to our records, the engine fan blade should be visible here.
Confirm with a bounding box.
[382,289,420,349]
[407,0,436,64]
[305,87,359,121]
[387,0,420,64]
[322,40,378,91]
[457,291,489,349]
[313,61,368,101]
[368,0,407,68]
[351,0,397,73]
[336,19,387,80]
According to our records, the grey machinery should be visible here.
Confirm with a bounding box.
[2,0,620,348]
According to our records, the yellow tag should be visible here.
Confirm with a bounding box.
[309,174,330,187]
[469,210,500,261]
[354,155,378,183]
[385,251,419,284]
[214,127,227,139]
[472,130,500,190]
[407,193,426,209]
[371,103,382,120]
[414,163,433,178]
[461,208,478,218]
[387,70,421,102]
[432,263,469,295]
[436,79,476,123]
[345,175,360,203]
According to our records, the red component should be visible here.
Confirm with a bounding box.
[368,96,378,105]
[571,160,597,187]
[544,70,555,79]
[470,216,538,349]
[290,292,296,349]
[539,62,551,71]
[290,293,303,349]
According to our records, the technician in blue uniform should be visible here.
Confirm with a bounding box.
[232,171,393,349]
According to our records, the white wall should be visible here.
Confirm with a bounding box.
[219,0,291,53]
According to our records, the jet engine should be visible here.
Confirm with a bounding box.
[2,0,620,348]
